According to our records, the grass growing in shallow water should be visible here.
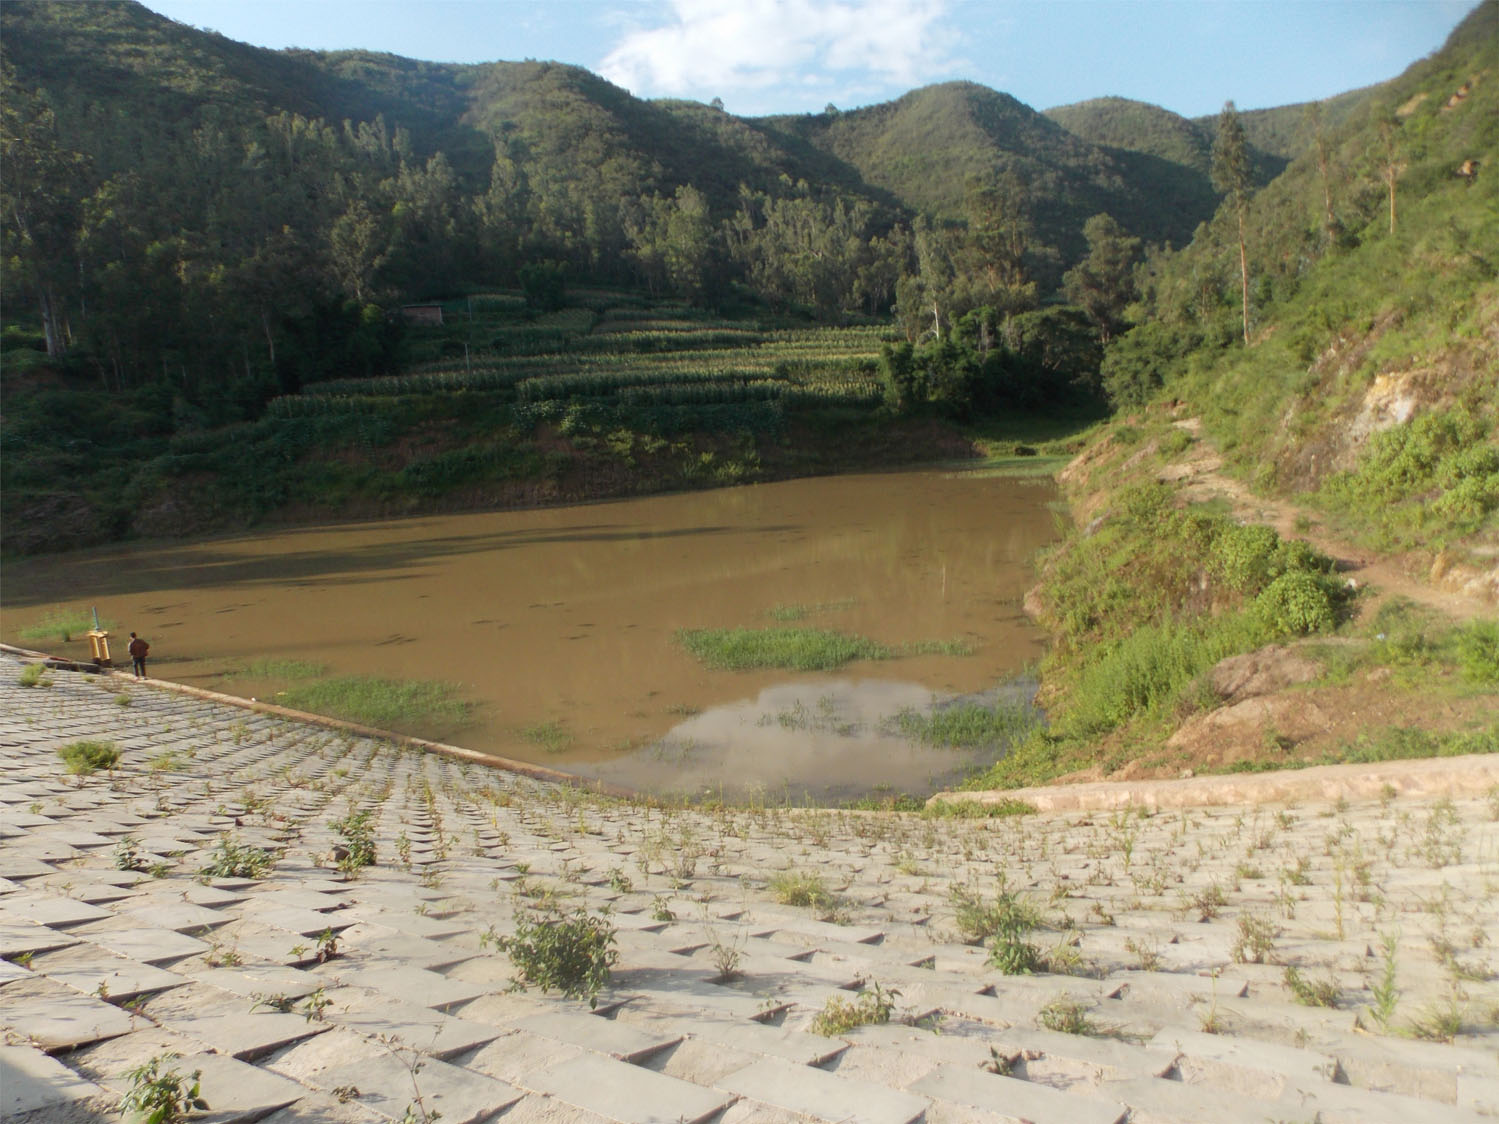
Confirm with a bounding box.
[275,676,470,735]
[677,627,972,671]
[228,659,329,681]
[14,607,114,644]
[894,700,1040,748]
[520,721,574,754]
[678,627,888,671]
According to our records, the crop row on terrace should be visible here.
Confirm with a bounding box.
[277,291,894,422]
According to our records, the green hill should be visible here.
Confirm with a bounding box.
[1107,0,1499,564]
[762,83,1220,275]
[1192,84,1381,163]
[1045,97,1214,174]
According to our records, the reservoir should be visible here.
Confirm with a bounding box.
[2,467,1058,801]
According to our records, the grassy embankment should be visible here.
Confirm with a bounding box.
[956,414,1499,791]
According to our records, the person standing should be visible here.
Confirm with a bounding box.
[128,632,149,679]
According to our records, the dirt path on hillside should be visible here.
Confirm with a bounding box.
[1164,417,1497,622]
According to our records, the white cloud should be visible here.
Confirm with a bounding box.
[599,0,958,110]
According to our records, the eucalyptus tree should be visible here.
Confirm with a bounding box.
[1,72,90,357]
[1211,100,1253,345]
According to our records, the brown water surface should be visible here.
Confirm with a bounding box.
[3,468,1057,800]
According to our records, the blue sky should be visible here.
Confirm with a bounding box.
[141,0,1480,118]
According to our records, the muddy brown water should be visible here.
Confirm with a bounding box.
[3,468,1058,801]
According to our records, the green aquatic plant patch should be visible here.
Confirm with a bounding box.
[677,627,891,671]
[894,700,1040,749]
[677,627,973,671]
[224,659,329,681]
[14,608,115,644]
[275,676,471,734]
[520,721,574,754]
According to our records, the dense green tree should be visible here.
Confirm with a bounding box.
[625,185,721,304]
[1211,100,1253,344]
[725,183,874,318]
[961,176,1037,316]
[1,73,90,357]
[1062,213,1141,342]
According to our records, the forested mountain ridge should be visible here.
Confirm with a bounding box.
[1,0,1240,316]
[3,0,1492,561]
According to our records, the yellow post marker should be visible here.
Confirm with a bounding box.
[87,630,112,667]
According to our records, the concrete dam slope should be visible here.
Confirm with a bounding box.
[2,652,1497,1123]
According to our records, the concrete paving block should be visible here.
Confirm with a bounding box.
[334,924,480,970]
[986,1024,1176,1080]
[512,1011,681,1062]
[124,901,235,933]
[192,964,328,1000]
[910,1065,1127,1124]
[722,950,865,991]
[330,1003,504,1060]
[1288,1078,1494,1124]
[0,917,78,957]
[248,888,351,913]
[690,1019,847,1067]
[1104,969,1249,1002]
[1097,1075,1289,1124]
[51,878,141,905]
[0,1044,106,1116]
[248,1087,391,1124]
[257,905,358,937]
[35,827,117,849]
[1146,1025,1337,1089]
[0,978,137,1051]
[615,974,794,1023]
[150,1051,308,1122]
[162,1008,333,1060]
[0,891,114,928]
[315,1052,524,1124]
[525,1051,735,1124]
[81,925,212,964]
[6,839,80,863]
[0,958,33,985]
[716,1055,928,1124]
[757,918,886,946]
[340,908,471,940]
[181,883,251,908]
[322,963,488,1011]
[38,948,188,1001]
[1460,1074,1499,1117]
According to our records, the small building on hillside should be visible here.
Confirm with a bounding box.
[400,303,444,326]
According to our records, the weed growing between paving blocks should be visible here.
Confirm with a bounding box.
[329,807,377,874]
[18,662,51,687]
[769,869,840,917]
[493,908,619,1007]
[57,739,120,775]
[200,835,275,879]
[811,981,900,1036]
[118,1053,208,1123]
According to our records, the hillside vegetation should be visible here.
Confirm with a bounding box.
[1103,0,1497,571]
[965,0,1499,788]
